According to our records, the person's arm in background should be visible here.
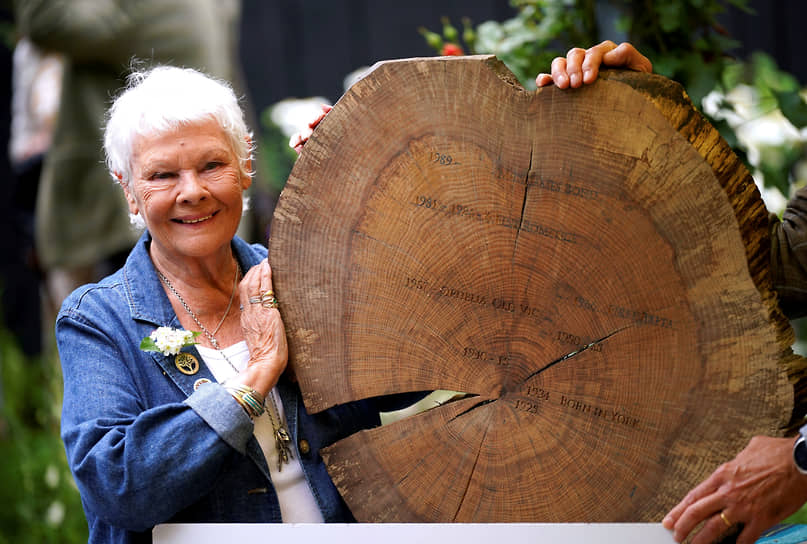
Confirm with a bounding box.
[770,187,807,319]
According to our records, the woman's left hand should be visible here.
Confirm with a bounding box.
[289,103,332,155]
[237,259,288,396]
[535,40,652,89]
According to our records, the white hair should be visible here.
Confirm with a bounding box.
[104,65,254,228]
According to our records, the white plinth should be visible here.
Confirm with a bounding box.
[153,523,676,544]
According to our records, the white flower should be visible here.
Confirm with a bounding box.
[141,326,198,356]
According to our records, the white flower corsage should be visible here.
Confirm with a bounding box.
[140,326,200,356]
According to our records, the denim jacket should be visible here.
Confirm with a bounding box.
[57,232,384,543]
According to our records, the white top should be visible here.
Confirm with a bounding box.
[196,341,324,523]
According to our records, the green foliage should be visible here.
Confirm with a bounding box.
[424,0,749,95]
[421,0,807,198]
[713,52,807,197]
[0,329,88,543]
[258,109,299,195]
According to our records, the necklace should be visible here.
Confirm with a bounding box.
[156,260,293,471]
[157,262,239,351]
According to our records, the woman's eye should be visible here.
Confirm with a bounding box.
[150,171,175,180]
[204,161,221,171]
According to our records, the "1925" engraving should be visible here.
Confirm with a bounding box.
[513,399,540,414]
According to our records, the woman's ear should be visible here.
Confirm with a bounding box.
[116,172,139,215]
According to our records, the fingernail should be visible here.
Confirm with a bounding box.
[570,73,581,87]
[583,69,592,82]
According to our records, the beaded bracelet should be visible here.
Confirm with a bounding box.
[224,384,266,419]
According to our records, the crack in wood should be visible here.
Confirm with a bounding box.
[447,398,496,423]
[520,324,631,384]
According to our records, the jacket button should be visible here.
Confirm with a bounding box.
[298,439,310,455]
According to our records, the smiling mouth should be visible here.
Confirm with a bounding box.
[175,212,216,224]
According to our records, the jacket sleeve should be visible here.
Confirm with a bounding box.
[57,305,253,531]
[770,185,807,319]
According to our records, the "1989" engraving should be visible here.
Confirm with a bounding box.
[430,151,459,165]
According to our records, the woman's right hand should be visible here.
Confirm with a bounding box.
[237,259,288,396]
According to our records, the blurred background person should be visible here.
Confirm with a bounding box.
[13,0,258,340]
[4,35,62,357]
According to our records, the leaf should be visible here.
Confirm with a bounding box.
[759,161,791,196]
[656,3,683,33]
[775,90,807,129]
[140,337,160,352]
[751,52,800,93]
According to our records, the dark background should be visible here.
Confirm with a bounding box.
[239,0,807,115]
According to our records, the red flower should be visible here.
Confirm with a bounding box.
[441,43,464,56]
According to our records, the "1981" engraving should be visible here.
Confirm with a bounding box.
[414,194,579,244]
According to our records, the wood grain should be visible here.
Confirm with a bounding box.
[268,56,807,522]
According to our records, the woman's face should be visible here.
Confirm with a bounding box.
[123,120,251,262]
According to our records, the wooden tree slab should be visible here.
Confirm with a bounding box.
[268,56,807,522]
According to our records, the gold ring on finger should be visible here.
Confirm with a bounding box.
[260,289,274,301]
[719,512,732,528]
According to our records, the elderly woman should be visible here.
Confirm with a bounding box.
[58,44,648,543]
[57,66,390,543]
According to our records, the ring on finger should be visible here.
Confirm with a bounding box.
[719,511,732,528]
[260,289,274,302]
[248,295,262,304]
[262,296,279,309]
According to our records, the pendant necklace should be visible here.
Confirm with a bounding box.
[157,261,293,470]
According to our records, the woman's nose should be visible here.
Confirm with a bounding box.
[176,170,208,203]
